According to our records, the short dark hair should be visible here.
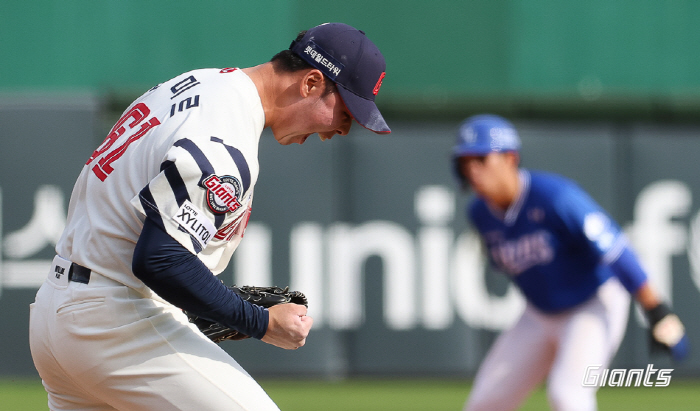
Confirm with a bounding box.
[271,30,336,96]
[270,31,309,71]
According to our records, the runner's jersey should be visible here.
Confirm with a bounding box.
[468,170,627,312]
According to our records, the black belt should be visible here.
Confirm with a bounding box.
[68,263,92,284]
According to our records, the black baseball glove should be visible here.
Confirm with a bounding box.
[185,285,308,343]
[645,302,690,361]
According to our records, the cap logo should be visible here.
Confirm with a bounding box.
[373,72,385,95]
[489,127,519,151]
[464,127,477,143]
[302,41,344,80]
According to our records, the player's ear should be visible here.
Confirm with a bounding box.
[300,69,325,98]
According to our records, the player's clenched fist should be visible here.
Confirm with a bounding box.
[262,303,313,350]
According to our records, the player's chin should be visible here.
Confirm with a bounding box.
[295,134,311,145]
[468,181,486,197]
[279,134,310,145]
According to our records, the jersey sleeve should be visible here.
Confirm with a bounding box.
[559,186,649,293]
[553,182,627,265]
[132,217,269,339]
[130,135,253,270]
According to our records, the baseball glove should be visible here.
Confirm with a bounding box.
[185,285,308,343]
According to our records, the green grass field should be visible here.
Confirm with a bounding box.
[2,377,699,410]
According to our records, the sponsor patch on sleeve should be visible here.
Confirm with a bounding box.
[173,200,217,249]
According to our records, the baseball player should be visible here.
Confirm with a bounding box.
[452,115,689,411]
[29,23,389,411]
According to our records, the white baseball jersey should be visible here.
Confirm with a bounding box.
[32,67,282,411]
[56,67,262,292]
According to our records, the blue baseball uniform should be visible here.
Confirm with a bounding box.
[469,170,632,313]
[464,169,635,411]
[457,114,688,411]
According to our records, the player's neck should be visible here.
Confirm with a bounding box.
[242,63,281,128]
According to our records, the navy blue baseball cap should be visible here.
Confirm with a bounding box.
[290,23,390,134]
[453,114,521,157]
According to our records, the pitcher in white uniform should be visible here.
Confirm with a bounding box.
[29,22,390,411]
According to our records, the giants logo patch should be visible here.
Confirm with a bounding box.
[201,175,242,214]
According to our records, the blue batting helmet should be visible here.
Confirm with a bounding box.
[452,114,521,186]
[452,114,520,157]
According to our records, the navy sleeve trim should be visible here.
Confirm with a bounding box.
[174,138,215,180]
[138,187,167,232]
[145,160,201,252]
[210,136,250,192]
[161,160,191,207]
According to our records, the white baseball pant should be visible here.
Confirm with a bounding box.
[464,277,630,411]
[29,256,279,411]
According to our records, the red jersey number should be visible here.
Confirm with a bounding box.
[87,102,161,181]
